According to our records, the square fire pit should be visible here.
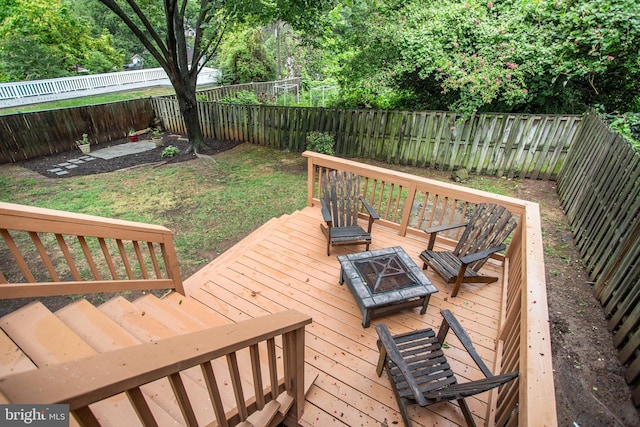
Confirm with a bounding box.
[337,246,438,328]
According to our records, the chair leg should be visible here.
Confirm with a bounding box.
[451,264,469,297]
[457,398,477,427]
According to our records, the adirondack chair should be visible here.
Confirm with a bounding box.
[419,203,517,297]
[375,310,519,427]
[320,170,380,256]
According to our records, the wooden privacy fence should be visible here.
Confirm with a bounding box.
[195,77,301,102]
[0,99,156,163]
[556,111,640,405]
[150,97,582,180]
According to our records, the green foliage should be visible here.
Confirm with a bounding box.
[216,27,277,85]
[162,145,179,158]
[218,90,261,105]
[305,131,335,155]
[329,0,640,116]
[607,113,640,150]
[76,133,90,146]
[0,0,122,81]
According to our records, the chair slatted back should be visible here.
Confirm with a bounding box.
[322,170,361,228]
[454,203,517,271]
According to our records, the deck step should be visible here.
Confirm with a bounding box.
[0,302,148,426]
[130,293,287,415]
[0,329,36,377]
[55,299,186,425]
[105,294,286,425]
[162,291,231,328]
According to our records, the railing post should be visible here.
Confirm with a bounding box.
[283,326,306,421]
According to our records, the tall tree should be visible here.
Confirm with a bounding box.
[331,0,640,116]
[95,0,334,152]
[0,0,121,81]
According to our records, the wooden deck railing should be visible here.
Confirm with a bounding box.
[0,310,312,427]
[0,202,184,298]
[303,151,556,427]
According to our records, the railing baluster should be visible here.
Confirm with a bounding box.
[72,406,101,427]
[132,241,149,279]
[28,231,60,281]
[98,238,119,280]
[201,361,229,427]
[116,239,134,279]
[147,242,163,278]
[55,234,81,280]
[126,387,159,427]
[1,229,36,282]
[250,344,265,409]
[78,236,101,280]
[267,338,278,401]
[168,372,199,427]
[226,352,248,420]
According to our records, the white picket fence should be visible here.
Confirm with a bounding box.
[0,67,221,108]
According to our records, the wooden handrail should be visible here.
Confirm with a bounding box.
[302,151,556,427]
[0,310,312,426]
[0,202,184,297]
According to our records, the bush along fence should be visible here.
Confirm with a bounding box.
[557,110,640,405]
[149,98,582,180]
[195,77,301,102]
[0,99,156,163]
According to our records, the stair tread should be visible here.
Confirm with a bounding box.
[57,298,212,426]
[0,301,161,426]
[163,292,230,327]
[133,293,215,334]
[99,296,177,341]
[99,295,258,424]
[0,329,36,377]
[56,299,139,352]
[0,301,95,367]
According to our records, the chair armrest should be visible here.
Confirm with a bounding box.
[375,324,429,406]
[424,372,519,401]
[459,244,506,265]
[440,310,493,378]
[359,196,380,220]
[423,222,468,250]
[320,199,333,224]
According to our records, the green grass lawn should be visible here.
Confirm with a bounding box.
[0,144,308,277]
[0,87,176,115]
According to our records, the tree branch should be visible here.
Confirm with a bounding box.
[97,0,169,69]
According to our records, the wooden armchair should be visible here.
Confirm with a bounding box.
[375,310,519,427]
[320,170,380,256]
[419,203,517,297]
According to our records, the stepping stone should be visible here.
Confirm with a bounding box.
[65,165,78,169]
[58,162,72,167]
[54,171,69,176]
[69,159,85,164]
[47,168,63,173]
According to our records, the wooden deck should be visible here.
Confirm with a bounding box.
[182,205,507,427]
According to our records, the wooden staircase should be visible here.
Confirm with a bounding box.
[0,292,313,426]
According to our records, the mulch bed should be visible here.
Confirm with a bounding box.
[18,133,241,178]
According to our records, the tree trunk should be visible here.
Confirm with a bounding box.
[173,76,204,153]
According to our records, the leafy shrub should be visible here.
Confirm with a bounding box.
[606,113,640,150]
[218,90,260,105]
[162,145,180,158]
[306,132,335,156]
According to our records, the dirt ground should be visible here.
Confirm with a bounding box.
[2,138,639,426]
[517,180,639,427]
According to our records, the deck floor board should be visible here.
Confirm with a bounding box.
[187,206,505,427]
